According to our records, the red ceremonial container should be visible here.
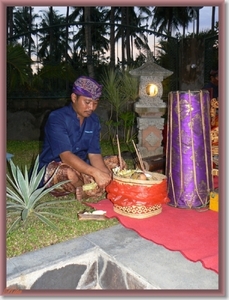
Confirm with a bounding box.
[106,171,169,219]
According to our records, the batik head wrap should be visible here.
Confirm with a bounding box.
[72,76,103,100]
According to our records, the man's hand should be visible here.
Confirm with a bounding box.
[93,169,112,189]
[88,153,112,187]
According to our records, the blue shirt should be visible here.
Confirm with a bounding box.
[39,103,101,170]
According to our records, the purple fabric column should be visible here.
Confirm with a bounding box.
[166,91,213,208]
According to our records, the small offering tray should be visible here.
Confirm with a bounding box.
[77,210,107,221]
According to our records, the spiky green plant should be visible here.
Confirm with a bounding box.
[100,69,124,120]
[100,68,139,145]
[6,155,76,234]
[119,111,137,143]
[121,69,139,106]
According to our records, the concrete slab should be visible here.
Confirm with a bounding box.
[84,224,218,289]
[7,224,218,290]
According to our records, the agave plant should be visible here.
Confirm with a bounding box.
[6,155,76,234]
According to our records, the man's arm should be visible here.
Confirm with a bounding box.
[88,153,111,175]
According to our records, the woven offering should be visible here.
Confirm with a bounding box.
[106,169,169,219]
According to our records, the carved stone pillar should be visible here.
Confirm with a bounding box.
[130,52,173,158]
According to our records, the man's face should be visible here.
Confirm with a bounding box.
[71,94,99,118]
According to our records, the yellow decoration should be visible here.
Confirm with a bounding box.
[209,192,219,212]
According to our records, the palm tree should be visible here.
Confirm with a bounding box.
[70,6,109,76]
[36,7,71,93]
[129,7,152,57]
[151,7,192,37]
[188,7,203,36]
[7,44,33,95]
[37,7,66,64]
[114,7,151,68]
[13,7,38,58]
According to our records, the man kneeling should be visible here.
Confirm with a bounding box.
[39,76,126,200]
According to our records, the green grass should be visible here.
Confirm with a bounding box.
[6,140,135,258]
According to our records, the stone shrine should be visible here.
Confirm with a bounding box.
[130,52,173,158]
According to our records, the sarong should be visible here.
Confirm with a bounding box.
[44,155,127,198]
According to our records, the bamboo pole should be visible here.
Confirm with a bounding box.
[132,140,145,172]
[116,134,123,170]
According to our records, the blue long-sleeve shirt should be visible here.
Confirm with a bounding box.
[39,103,101,170]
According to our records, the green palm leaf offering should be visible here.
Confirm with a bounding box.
[6,155,76,234]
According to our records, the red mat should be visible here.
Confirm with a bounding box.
[87,199,218,273]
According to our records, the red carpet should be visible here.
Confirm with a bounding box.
[87,199,218,274]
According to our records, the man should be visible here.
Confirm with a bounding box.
[202,70,218,99]
[39,76,126,200]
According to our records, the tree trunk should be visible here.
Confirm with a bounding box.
[110,7,115,70]
[121,7,126,70]
[126,7,131,66]
[196,9,200,35]
[28,7,32,61]
[7,7,14,44]
[211,6,216,31]
[49,6,53,62]
[84,7,94,78]
[65,6,69,91]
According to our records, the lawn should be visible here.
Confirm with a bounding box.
[6,140,135,258]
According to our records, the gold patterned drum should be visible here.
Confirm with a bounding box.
[165,90,213,208]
